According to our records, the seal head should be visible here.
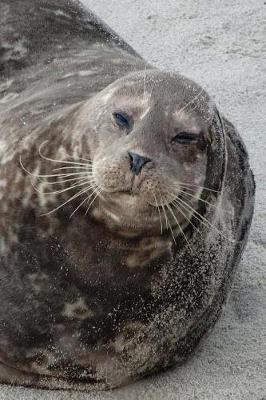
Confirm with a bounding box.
[30,70,225,242]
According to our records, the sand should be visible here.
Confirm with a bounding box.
[0,0,265,399]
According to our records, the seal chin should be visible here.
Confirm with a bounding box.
[95,187,187,237]
[100,189,149,211]
[94,189,162,233]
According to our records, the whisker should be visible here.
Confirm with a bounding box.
[166,203,193,250]
[158,189,169,230]
[160,185,235,243]
[58,154,93,164]
[52,166,93,172]
[35,172,89,179]
[160,181,223,217]
[174,182,221,194]
[161,204,169,230]
[31,179,94,196]
[74,157,93,163]
[44,176,92,185]
[69,183,99,218]
[175,88,204,119]
[85,186,102,215]
[38,141,93,167]
[153,192,163,234]
[178,189,233,215]
[171,199,203,238]
[164,204,177,244]
[20,157,92,179]
[40,185,92,216]
[173,197,235,243]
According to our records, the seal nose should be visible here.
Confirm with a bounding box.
[128,151,152,175]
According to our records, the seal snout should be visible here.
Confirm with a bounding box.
[128,151,152,176]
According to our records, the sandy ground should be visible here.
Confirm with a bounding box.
[1,0,265,399]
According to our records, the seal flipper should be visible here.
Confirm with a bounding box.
[0,0,139,77]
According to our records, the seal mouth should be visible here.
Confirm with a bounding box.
[114,190,178,209]
[107,189,180,210]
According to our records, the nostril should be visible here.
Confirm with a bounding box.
[128,151,152,176]
[128,151,134,164]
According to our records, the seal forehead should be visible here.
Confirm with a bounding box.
[99,79,152,117]
[100,69,213,125]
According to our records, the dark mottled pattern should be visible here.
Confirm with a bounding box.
[0,0,255,392]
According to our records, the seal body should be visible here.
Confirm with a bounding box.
[0,0,255,391]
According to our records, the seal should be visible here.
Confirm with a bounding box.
[0,0,255,392]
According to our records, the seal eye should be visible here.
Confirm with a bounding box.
[113,112,132,130]
[172,132,198,144]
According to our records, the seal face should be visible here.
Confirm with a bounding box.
[0,0,255,392]
[70,70,214,237]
